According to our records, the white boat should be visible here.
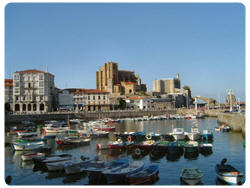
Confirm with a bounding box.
[17,131,38,138]
[46,160,88,171]
[21,152,45,161]
[187,126,201,141]
[12,142,45,151]
[43,127,68,134]
[181,168,203,185]
[170,128,186,140]
[216,159,244,185]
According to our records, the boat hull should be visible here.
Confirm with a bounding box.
[217,173,244,185]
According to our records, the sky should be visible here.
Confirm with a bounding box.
[5,3,245,102]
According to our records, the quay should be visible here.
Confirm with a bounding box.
[5,109,245,136]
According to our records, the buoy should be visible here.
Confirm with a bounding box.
[128,136,132,142]
[135,148,141,156]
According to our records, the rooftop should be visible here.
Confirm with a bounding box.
[15,69,54,76]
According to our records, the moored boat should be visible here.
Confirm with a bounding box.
[102,160,144,184]
[12,141,45,151]
[216,158,244,185]
[181,168,203,185]
[202,129,213,140]
[127,164,159,185]
[187,126,201,141]
[199,143,213,155]
[21,152,45,161]
[170,128,186,140]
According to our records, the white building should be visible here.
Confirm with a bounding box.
[13,69,56,113]
[66,88,110,111]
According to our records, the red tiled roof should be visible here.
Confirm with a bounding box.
[5,79,13,83]
[72,89,109,94]
[5,79,13,87]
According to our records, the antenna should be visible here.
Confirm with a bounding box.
[46,66,48,73]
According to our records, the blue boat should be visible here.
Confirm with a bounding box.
[127,165,159,185]
[202,129,213,140]
[102,160,144,184]
[88,158,129,184]
[132,132,146,141]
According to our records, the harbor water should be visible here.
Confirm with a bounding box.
[5,117,245,185]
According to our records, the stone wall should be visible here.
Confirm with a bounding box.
[217,113,245,133]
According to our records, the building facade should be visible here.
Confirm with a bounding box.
[96,62,146,95]
[5,79,13,111]
[67,88,111,111]
[153,73,181,94]
[12,69,56,113]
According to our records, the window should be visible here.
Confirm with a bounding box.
[15,96,19,101]
[14,82,19,87]
[39,82,44,87]
[88,96,90,100]
[40,96,43,100]
[98,96,100,100]
[14,88,19,94]
[28,83,31,88]
[39,88,44,94]
[14,74,19,80]
[103,96,106,100]
[39,74,44,80]
[93,96,95,100]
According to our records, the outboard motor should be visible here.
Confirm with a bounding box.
[221,158,227,165]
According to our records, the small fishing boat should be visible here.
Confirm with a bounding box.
[137,140,155,149]
[181,168,203,185]
[167,141,184,155]
[187,126,201,141]
[102,160,144,184]
[12,141,45,151]
[56,136,91,146]
[155,140,169,152]
[21,152,45,161]
[65,156,104,175]
[170,128,186,140]
[215,127,220,131]
[127,164,159,185]
[216,158,244,185]
[33,153,72,166]
[199,143,213,155]
[108,138,134,150]
[221,126,231,132]
[46,158,90,172]
[184,141,199,153]
[202,129,213,140]
[17,131,38,138]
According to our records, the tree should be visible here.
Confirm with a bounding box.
[183,85,192,98]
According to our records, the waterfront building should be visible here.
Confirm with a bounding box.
[5,79,13,111]
[12,69,56,113]
[153,73,181,94]
[58,89,74,111]
[66,88,110,111]
[126,96,173,110]
[96,62,147,95]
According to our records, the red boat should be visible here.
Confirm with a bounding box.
[94,127,115,132]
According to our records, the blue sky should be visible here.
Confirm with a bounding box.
[5,3,245,102]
